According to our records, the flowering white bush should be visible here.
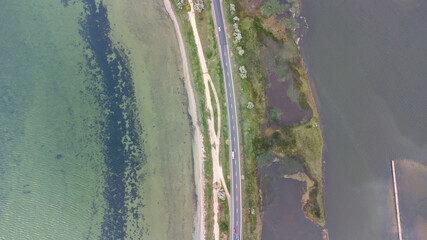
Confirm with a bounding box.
[233,23,239,30]
[237,46,244,56]
[233,31,242,43]
[233,23,242,43]
[194,0,204,12]
[176,0,184,9]
[247,101,254,109]
[230,3,236,14]
[239,66,247,79]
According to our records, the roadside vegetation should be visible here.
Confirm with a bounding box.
[193,2,232,239]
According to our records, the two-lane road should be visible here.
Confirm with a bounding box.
[211,0,242,239]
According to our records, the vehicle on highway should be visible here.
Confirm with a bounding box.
[211,0,242,238]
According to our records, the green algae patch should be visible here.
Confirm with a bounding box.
[260,0,287,18]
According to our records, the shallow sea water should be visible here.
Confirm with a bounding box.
[105,0,196,239]
[0,0,195,239]
[0,1,108,238]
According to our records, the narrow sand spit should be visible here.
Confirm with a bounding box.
[163,0,206,239]
[187,0,231,239]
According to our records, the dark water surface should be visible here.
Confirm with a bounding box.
[260,162,322,240]
[300,0,427,239]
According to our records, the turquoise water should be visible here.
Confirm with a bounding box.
[0,0,146,238]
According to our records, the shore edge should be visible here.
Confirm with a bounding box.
[163,1,206,239]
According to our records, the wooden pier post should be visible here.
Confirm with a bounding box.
[391,160,402,240]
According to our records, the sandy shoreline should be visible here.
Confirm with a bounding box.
[163,0,206,239]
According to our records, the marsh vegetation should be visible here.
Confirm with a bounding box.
[223,0,325,238]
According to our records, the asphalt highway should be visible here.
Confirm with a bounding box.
[210,0,242,239]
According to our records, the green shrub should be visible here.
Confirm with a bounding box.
[298,92,311,111]
[260,0,286,18]
[270,107,283,124]
[206,50,213,59]
[220,220,229,232]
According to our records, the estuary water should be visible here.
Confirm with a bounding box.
[300,0,427,239]
[0,0,195,239]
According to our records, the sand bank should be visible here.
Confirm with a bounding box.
[163,0,206,239]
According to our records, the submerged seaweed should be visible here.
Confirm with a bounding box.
[78,1,146,238]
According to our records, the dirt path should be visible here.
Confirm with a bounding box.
[163,1,206,239]
[186,0,231,239]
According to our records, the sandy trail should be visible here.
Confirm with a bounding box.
[163,0,206,239]
[186,0,231,239]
